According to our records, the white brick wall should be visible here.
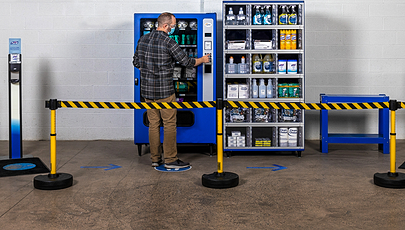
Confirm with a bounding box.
[0,0,405,141]
[305,0,405,140]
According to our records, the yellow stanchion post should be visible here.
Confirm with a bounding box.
[217,104,223,174]
[202,98,239,189]
[50,109,57,175]
[374,100,405,188]
[34,99,73,190]
[390,110,396,174]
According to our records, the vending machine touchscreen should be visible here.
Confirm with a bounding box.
[134,13,216,154]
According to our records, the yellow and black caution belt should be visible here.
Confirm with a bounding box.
[52,100,395,110]
[225,101,390,110]
[59,101,216,109]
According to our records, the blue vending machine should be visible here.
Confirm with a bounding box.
[134,13,217,155]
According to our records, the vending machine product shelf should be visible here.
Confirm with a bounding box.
[222,1,305,156]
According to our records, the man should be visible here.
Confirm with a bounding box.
[133,12,210,169]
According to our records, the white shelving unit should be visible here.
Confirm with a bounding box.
[222,1,305,156]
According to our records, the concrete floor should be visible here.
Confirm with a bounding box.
[1,140,405,229]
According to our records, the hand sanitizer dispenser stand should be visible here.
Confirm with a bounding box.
[8,38,22,159]
[1,39,50,179]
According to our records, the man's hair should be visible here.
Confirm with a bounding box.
[157,12,175,28]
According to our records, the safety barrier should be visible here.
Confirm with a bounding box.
[59,100,216,110]
[51,100,395,110]
[34,98,405,190]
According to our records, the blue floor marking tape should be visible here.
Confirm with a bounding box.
[247,164,287,171]
[81,164,121,171]
[3,163,36,171]
[154,165,192,172]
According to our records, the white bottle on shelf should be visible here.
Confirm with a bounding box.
[238,56,249,74]
[263,54,272,74]
[226,56,238,74]
[267,79,273,98]
[226,7,236,25]
[252,79,258,98]
[237,7,246,25]
[259,78,266,98]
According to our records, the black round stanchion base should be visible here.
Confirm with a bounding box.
[34,173,73,190]
[202,172,239,189]
[374,172,405,189]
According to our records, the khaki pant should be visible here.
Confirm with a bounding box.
[145,94,177,163]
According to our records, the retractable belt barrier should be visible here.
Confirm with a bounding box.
[37,98,405,190]
[48,100,399,110]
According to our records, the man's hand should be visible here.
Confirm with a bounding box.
[201,53,211,63]
[194,53,211,66]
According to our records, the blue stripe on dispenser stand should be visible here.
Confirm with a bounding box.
[10,119,21,158]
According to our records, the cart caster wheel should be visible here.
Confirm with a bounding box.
[137,144,143,156]
[297,151,302,158]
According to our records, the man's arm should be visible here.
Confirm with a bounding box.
[194,53,211,67]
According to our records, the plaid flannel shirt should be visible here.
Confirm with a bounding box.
[133,30,196,100]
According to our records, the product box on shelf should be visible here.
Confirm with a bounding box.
[226,108,250,123]
[288,128,298,147]
[232,131,242,136]
[279,109,301,122]
[279,127,288,147]
[237,136,246,147]
[227,136,237,147]
[227,40,246,50]
[238,84,249,98]
[255,138,272,147]
[254,40,273,50]
[227,84,239,98]
[279,127,298,147]
[278,83,300,98]
[253,108,274,122]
